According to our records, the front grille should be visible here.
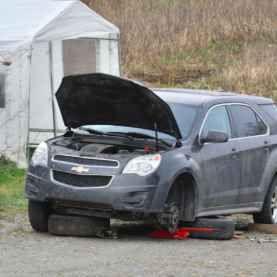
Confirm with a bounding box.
[53,155,118,167]
[52,170,112,188]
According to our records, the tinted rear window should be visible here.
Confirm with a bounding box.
[230,105,260,138]
[259,104,277,122]
[256,114,267,135]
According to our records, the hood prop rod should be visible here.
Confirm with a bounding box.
[154,123,159,152]
[67,127,73,137]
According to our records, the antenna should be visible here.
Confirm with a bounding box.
[154,123,159,152]
[219,69,230,92]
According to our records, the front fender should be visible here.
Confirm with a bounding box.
[149,150,202,211]
[160,154,201,184]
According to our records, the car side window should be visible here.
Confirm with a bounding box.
[256,114,267,135]
[259,104,277,122]
[202,106,232,138]
[229,105,267,138]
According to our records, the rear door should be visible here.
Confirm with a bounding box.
[228,104,270,204]
[200,105,242,208]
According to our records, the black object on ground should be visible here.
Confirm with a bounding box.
[179,217,235,240]
[48,214,110,237]
[95,227,117,238]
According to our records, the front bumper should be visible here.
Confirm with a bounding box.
[24,159,170,213]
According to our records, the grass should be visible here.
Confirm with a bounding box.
[84,0,277,102]
[0,149,35,215]
[0,156,27,215]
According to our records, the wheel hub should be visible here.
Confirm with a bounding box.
[157,204,179,234]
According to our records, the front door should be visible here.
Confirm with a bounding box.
[200,105,242,209]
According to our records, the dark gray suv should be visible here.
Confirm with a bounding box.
[24,73,277,234]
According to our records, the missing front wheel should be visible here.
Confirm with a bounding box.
[157,204,179,234]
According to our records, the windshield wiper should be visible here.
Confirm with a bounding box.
[79,127,134,141]
[109,132,173,147]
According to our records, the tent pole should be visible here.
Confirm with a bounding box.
[117,34,122,77]
[49,41,57,137]
[27,47,33,163]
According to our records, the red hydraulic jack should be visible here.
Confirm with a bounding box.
[151,227,214,239]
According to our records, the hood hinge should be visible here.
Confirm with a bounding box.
[170,130,182,148]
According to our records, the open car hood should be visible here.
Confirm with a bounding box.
[56,73,182,139]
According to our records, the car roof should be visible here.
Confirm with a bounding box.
[151,88,274,106]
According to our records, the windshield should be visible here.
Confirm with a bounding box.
[79,103,200,141]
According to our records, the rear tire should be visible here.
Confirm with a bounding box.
[253,177,277,224]
[28,200,52,232]
[179,217,235,240]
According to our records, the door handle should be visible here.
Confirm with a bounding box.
[231,148,238,157]
[264,140,270,149]
[264,141,271,149]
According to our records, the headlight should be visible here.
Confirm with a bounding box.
[31,142,48,167]
[123,154,161,176]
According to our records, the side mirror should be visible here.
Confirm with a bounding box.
[200,130,228,144]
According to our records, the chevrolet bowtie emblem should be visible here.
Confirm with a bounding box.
[71,166,89,173]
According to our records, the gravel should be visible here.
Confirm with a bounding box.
[1,214,277,277]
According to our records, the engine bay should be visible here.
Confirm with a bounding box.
[55,140,151,155]
[47,132,171,161]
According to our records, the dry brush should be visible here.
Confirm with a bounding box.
[83,0,277,101]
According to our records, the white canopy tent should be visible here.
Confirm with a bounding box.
[0,0,121,168]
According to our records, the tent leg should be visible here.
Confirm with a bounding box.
[27,47,33,162]
[117,34,122,77]
[49,41,57,137]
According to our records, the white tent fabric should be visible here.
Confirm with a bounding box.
[0,0,121,168]
[0,54,11,66]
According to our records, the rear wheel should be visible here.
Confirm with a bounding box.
[253,177,277,224]
[28,200,52,231]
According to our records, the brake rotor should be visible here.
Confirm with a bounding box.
[164,205,179,234]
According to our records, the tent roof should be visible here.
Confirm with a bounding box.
[0,0,119,57]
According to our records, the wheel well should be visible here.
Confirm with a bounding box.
[165,173,198,222]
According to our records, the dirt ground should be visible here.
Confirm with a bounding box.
[1,214,277,277]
